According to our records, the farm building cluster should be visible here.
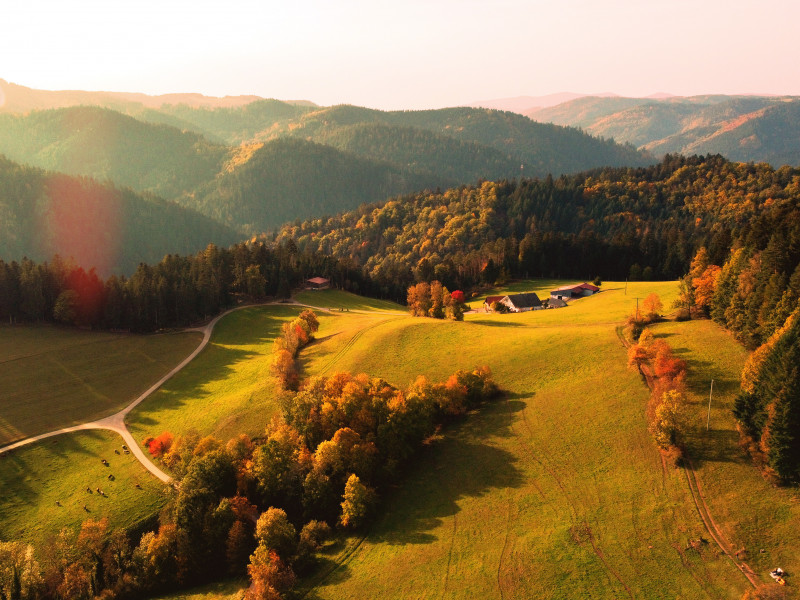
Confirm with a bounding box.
[483,282,599,313]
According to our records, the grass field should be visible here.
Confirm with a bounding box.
[297,281,758,599]
[0,324,202,445]
[149,580,245,600]
[126,306,302,445]
[651,319,800,582]
[6,280,798,599]
[294,289,405,313]
[0,429,169,547]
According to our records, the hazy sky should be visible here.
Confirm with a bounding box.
[4,0,799,109]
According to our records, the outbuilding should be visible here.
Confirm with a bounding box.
[306,277,330,290]
[483,295,505,311]
[501,292,543,312]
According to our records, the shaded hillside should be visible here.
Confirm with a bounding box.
[141,99,317,144]
[0,106,227,199]
[529,95,800,166]
[273,105,653,176]
[314,122,522,182]
[0,156,239,274]
[186,137,447,232]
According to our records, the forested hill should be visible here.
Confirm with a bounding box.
[0,101,654,235]
[174,102,653,176]
[0,106,228,200]
[0,156,239,274]
[528,95,800,167]
[184,137,452,232]
[276,154,800,305]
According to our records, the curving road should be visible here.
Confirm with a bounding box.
[0,304,275,483]
[0,300,401,484]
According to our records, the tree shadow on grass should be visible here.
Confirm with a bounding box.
[127,311,296,431]
[468,319,528,328]
[300,397,526,594]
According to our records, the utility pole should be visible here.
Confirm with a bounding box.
[706,379,714,431]
[633,297,643,320]
[625,278,628,295]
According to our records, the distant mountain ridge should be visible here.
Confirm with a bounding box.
[526,94,800,166]
[0,78,316,113]
[0,85,654,237]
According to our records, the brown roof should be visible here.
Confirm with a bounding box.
[307,277,329,285]
[484,295,505,305]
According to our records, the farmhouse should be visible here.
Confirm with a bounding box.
[306,277,330,290]
[500,293,542,312]
[550,282,599,300]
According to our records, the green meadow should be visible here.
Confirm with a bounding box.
[126,306,301,445]
[0,325,202,445]
[0,429,169,547]
[651,319,800,580]
[3,281,799,599]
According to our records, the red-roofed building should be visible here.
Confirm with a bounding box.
[306,277,330,289]
[483,295,505,311]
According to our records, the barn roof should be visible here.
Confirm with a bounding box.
[307,277,330,285]
[505,292,542,308]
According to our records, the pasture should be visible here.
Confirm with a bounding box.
[300,281,758,599]
[5,280,796,599]
[651,319,800,581]
[294,289,405,313]
[0,429,168,547]
[126,306,301,445]
[0,324,202,446]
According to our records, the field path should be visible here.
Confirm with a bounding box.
[0,301,405,484]
[615,324,758,589]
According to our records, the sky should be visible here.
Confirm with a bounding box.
[3,0,800,110]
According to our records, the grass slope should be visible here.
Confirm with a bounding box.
[651,319,800,581]
[0,325,202,446]
[293,289,405,313]
[0,430,169,547]
[127,306,303,444]
[295,281,768,599]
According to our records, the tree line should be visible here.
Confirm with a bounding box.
[0,241,369,333]
[0,355,500,599]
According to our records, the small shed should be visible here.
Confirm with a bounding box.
[547,297,567,309]
[484,295,505,311]
[306,277,330,290]
[501,293,542,312]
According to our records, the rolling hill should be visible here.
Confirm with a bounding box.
[528,95,800,166]
[184,137,448,232]
[0,156,239,274]
[0,106,228,200]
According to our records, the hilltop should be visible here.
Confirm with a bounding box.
[527,94,800,166]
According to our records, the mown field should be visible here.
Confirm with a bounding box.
[0,325,202,445]
[127,293,405,447]
[651,319,800,582]
[4,282,798,599]
[0,429,169,547]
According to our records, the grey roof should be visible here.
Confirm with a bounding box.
[504,292,542,308]
[547,297,567,308]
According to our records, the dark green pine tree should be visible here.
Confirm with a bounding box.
[762,363,800,482]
